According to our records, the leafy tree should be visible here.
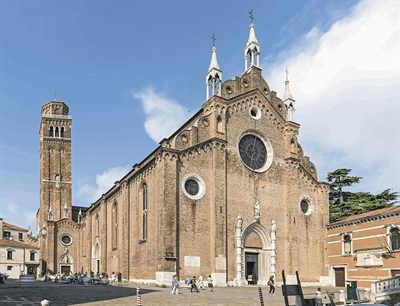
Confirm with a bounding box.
[327,168,399,222]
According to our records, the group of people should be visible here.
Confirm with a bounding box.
[171,274,275,295]
[110,272,123,285]
[171,274,215,295]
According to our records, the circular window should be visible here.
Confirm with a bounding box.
[185,179,199,196]
[300,200,309,214]
[238,130,273,172]
[343,234,351,242]
[249,105,261,120]
[182,173,206,200]
[61,235,72,246]
[299,196,315,216]
[226,86,232,94]
[181,134,188,143]
[201,118,210,127]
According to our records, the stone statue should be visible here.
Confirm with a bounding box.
[48,206,53,220]
[237,213,243,227]
[254,201,260,220]
[63,203,68,218]
[272,218,276,232]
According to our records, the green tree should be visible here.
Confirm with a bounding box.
[327,168,398,222]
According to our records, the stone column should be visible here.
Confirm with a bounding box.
[235,214,243,286]
[271,219,276,277]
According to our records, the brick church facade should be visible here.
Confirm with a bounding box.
[37,21,330,286]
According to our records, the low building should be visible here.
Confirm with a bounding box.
[327,206,400,288]
[0,218,39,279]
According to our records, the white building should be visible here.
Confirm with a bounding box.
[0,218,39,279]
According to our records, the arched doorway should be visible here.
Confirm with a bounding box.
[92,242,101,274]
[244,232,262,284]
[235,218,276,286]
[59,254,73,275]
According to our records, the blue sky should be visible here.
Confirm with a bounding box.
[1,0,399,234]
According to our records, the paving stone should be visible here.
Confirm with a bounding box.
[0,280,329,305]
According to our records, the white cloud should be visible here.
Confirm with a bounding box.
[265,0,399,193]
[0,194,36,234]
[76,166,131,203]
[133,87,191,143]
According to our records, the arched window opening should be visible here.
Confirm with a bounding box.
[55,127,59,137]
[142,183,148,241]
[96,214,100,237]
[217,115,223,133]
[390,228,400,251]
[49,126,54,137]
[247,49,253,67]
[60,127,65,138]
[215,74,220,93]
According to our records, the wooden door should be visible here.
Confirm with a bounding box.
[61,266,70,275]
[334,268,345,287]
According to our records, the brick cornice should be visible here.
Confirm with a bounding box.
[327,210,400,230]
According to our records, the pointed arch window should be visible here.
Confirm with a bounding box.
[142,183,148,241]
[60,127,65,138]
[390,227,400,251]
[49,126,54,137]
[55,127,59,137]
[217,115,223,133]
[95,214,100,237]
[247,49,253,67]
[112,203,118,248]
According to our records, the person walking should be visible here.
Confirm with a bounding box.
[268,275,275,295]
[198,275,206,290]
[117,272,122,286]
[207,275,215,292]
[190,276,199,293]
[111,272,116,284]
[171,274,179,295]
[185,276,191,289]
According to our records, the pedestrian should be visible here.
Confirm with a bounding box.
[207,275,215,291]
[117,272,122,286]
[190,276,199,293]
[185,276,191,288]
[198,275,206,290]
[171,274,179,295]
[111,272,116,283]
[268,275,275,295]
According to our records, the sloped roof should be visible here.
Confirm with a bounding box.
[328,205,400,229]
[0,239,39,249]
[2,221,28,232]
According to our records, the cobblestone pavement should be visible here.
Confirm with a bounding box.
[0,280,331,306]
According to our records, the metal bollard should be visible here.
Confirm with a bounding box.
[41,300,50,306]
[258,287,264,306]
[136,287,142,306]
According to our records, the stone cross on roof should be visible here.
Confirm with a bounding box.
[249,9,255,24]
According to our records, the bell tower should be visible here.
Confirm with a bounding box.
[38,98,72,231]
